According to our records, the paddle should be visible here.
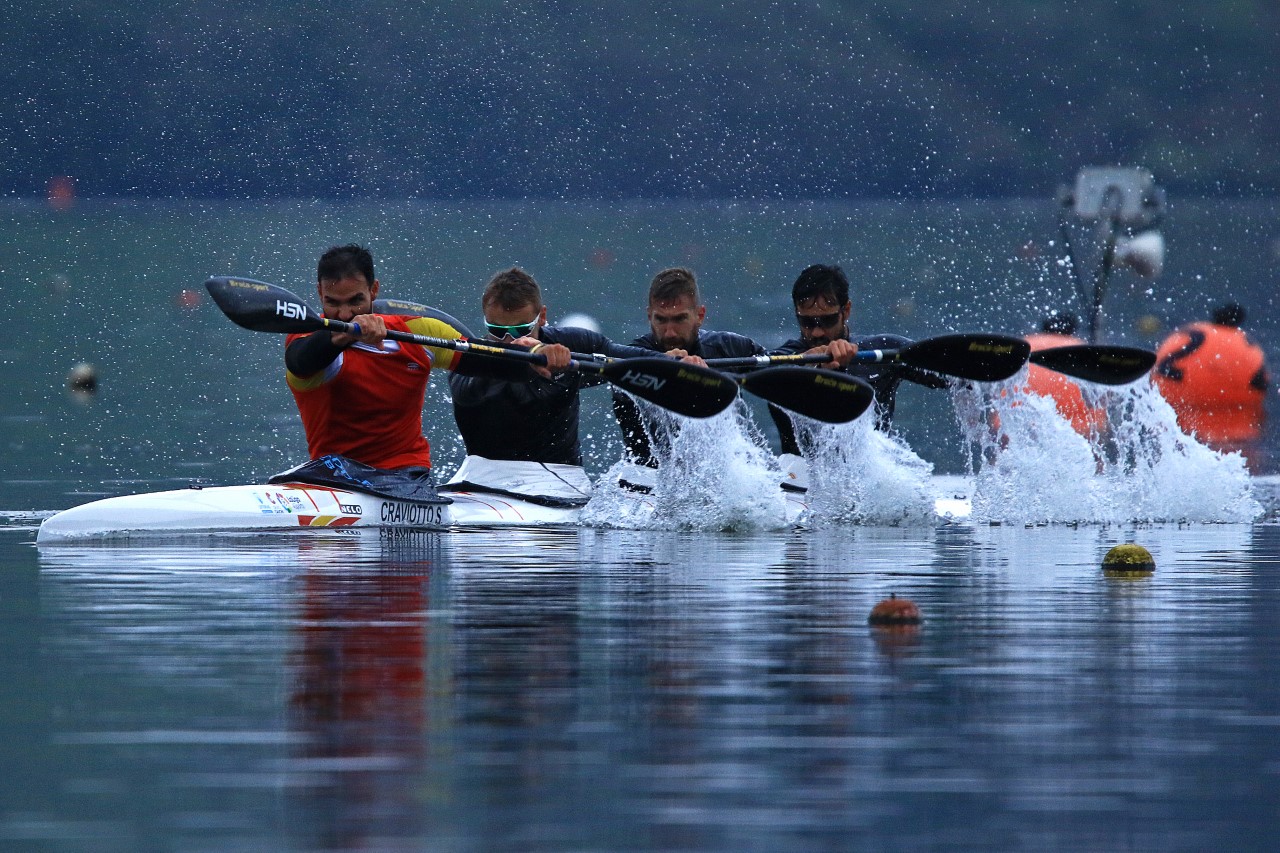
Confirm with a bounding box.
[379,294,875,424]
[704,333,1032,383]
[372,297,476,339]
[738,367,875,424]
[204,277,738,418]
[1028,344,1156,385]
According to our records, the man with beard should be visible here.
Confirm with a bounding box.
[612,267,766,466]
[769,264,948,455]
[613,266,852,466]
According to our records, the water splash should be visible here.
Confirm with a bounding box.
[790,415,936,527]
[954,376,1260,523]
[580,397,789,531]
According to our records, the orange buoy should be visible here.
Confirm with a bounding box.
[868,594,922,626]
[47,175,76,210]
[1153,305,1268,446]
[1023,330,1107,438]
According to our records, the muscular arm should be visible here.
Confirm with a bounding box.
[285,331,346,377]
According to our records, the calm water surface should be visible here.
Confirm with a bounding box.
[4,519,1280,851]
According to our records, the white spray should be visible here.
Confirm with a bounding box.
[953,374,1260,523]
[581,396,789,531]
[789,414,937,526]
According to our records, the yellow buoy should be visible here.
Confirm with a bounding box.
[1102,543,1155,576]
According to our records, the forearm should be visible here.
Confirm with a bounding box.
[286,331,345,376]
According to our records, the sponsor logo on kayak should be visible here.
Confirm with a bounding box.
[340,503,362,515]
[260,491,293,514]
[379,500,446,526]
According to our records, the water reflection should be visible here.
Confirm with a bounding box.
[286,546,439,850]
[21,523,1280,849]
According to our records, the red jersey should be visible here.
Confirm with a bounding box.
[286,315,464,469]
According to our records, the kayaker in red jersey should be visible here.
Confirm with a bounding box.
[1154,302,1270,459]
[284,244,531,474]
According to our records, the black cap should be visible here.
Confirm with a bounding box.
[1212,302,1245,327]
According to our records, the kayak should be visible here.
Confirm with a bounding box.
[35,456,590,543]
[35,455,972,543]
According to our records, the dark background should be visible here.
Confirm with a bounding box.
[4,1,1277,200]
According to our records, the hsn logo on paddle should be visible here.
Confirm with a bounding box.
[276,300,307,321]
[618,369,665,391]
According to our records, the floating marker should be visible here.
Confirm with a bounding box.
[66,362,98,393]
[1102,543,1155,576]
[47,175,75,210]
[868,594,922,626]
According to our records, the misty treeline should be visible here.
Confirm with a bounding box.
[4,1,1276,199]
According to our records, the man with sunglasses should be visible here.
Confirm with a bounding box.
[449,267,652,466]
[769,264,948,454]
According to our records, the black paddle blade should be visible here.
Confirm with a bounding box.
[899,333,1031,382]
[602,357,738,418]
[205,277,321,334]
[1030,344,1156,385]
[741,367,875,423]
[372,298,477,339]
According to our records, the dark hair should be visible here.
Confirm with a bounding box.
[1211,302,1245,328]
[791,264,849,306]
[482,267,542,311]
[317,244,375,285]
[1041,311,1079,336]
[648,267,699,305]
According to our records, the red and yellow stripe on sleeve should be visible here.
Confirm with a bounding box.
[405,315,465,370]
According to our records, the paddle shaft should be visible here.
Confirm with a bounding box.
[316,315,618,374]
[307,289,870,421]
[701,338,1151,384]
[203,277,740,417]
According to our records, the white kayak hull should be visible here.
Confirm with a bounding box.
[35,482,580,543]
